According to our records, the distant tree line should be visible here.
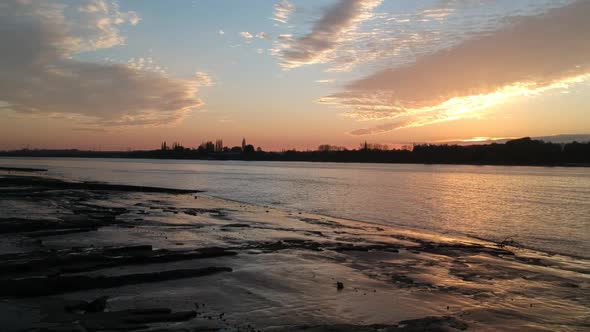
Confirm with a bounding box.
[1,137,589,166]
[156,138,258,156]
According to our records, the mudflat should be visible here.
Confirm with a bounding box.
[0,173,588,331]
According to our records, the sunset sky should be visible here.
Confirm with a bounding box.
[1,0,589,151]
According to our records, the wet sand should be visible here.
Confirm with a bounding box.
[0,173,588,331]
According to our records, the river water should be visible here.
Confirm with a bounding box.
[1,157,588,258]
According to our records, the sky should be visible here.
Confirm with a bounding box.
[0,0,589,151]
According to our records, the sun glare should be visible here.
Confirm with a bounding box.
[394,73,590,130]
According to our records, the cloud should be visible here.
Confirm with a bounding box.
[272,0,571,73]
[256,32,271,40]
[272,0,295,24]
[72,127,110,133]
[348,122,407,136]
[432,134,590,145]
[239,31,253,40]
[321,1,590,135]
[275,0,382,69]
[418,7,454,20]
[322,0,572,73]
[0,0,207,127]
[126,57,167,75]
[72,0,140,52]
[194,72,214,87]
[218,29,225,35]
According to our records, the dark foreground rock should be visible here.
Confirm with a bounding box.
[0,175,200,193]
[0,245,237,278]
[32,306,198,331]
[0,166,47,172]
[284,316,468,332]
[1,266,232,297]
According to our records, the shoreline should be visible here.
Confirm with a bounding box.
[202,191,590,262]
[3,166,589,261]
[2,166,589,260]
[1,155,589,169]
[0,173,589,331]
[5,167,585,261]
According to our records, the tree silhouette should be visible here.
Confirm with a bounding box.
[243,144,255,153]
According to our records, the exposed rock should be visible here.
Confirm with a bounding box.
[283,316,468,331]
[64,300,91,313]
[224,223,251,228]
[0,175,200,194]
[54,308,197,331]
[0,167,47,172]
[0,246,237,278]
[85,296,109,313]
[1,267,233,297]
[124,310,197,324]
[395,316,468,331]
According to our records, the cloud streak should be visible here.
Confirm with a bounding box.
[256,32,271,40]
[239,31,253,40]
[275,0,382,69]
[0,0,207,127]
[320,1,590,135]
[273,0,572,73]
[194,72,214,87]
[272,0,295,24]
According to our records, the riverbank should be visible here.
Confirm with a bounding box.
[2,135,589,168]
[0,173,588,331]
[2,153,590,168]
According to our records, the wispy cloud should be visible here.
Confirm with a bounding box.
[436,134,590,145]
[126,57,167,75]
[321,1,590,135]
[322,0,573,73]
[272,0,573,74]
[194,71,214,87]
[72,127,110,133]
[256,32,271,40]
[72,0,140,52]
[239,31,253,40]
[0,0,209,127]
[272,0,295,24]
[274,0,382,69]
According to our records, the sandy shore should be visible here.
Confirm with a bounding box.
[0,173,588,331]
